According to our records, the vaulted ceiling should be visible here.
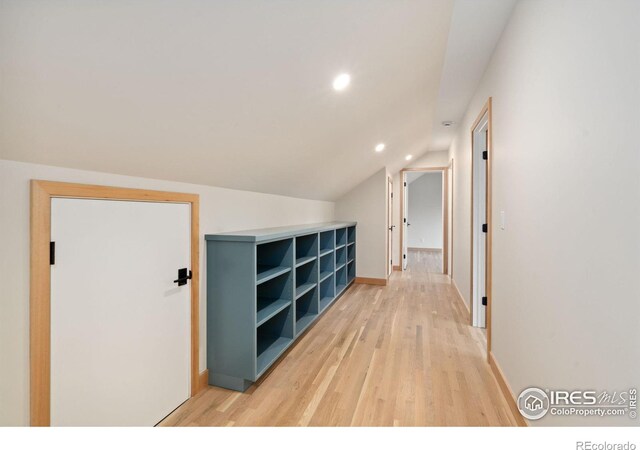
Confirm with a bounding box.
[0,0,515,201]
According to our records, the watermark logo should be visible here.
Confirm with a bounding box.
[517,387,637,420]
[518,387,550,420]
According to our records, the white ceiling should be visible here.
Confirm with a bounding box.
[427,0,517,153]
[0,0,515,201]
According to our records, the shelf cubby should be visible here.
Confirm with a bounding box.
[336,265,347,295]
[319,230,335,256]
[295,254,318,299]
[206,222,356,391]
[295,287,318,336]
[347,241,355,263]
[319,250,334,283]
[347,259,355,284]
[335,245,346,271]
[257,305,294,376]
[319,275,335,311]
[295,233,318,267]
[257,238,293,285]
[256,272,293,326]
[335,227,346,248]
[347,226,356,244]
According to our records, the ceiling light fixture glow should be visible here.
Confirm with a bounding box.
[375,143,385,152]
[332,73,351,91]
[405,155,413,161]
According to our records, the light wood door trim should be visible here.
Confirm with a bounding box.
[469,97,493,357]
[442,167,449,275]
[449,158,454,279]
[30,180,200,426]
[399,166,449,274]
[387,176,393,279]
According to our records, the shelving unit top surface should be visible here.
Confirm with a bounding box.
[205,221,357,243]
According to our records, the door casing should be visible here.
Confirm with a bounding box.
[30,180,200,426]
[387,176,393,278]
[399,167,449,274]
[470,97,493,357]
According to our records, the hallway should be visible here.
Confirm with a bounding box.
[161,255,515,426]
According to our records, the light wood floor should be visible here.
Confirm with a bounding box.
[407,248,443,273]
[160,252,516,426]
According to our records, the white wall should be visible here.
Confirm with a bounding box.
[448,0,640,425]
[391,150,449,265]
[335,168,387,280]
[0,159,334,426]
[407,172,443,249]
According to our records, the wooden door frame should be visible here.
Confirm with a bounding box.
[30,180,200,426]
[399,167,449,274]
[470,97,493,356]
[448,158,454,279]
[386,176,393,279]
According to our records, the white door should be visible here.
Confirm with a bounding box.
[388,178,393,276]
[472,116,488,328]
[50,198,191,426]
[402,175,408,270]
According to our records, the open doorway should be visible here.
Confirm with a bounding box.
[400,167,448,274]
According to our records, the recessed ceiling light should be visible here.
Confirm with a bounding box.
[405,155,413,161]
[375,143,385,152]
[332,73,351,91]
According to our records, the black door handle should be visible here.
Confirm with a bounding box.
[174,268,192,286]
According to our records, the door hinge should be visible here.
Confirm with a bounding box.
[403,254,406,260]
[50,241,55,265]
[482,223,488,233]
[404,182,407,187]
[482,150,488,160]
[391,192,393,198]
[403,218,407,223]
[482,296,487,306]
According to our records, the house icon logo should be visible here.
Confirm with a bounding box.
[518,387,550,420]
[525,395,543,411]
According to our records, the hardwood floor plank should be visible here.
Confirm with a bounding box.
[159,250,516,426]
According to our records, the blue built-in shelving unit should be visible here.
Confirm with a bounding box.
[205,221,356,391]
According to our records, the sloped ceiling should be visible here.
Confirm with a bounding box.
[427,0,517,153]
[0,0,513,201]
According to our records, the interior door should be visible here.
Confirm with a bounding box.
[473,118,488,328]
[50,198,191,426]
[402,175,408,270]
[388,178,393,276]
